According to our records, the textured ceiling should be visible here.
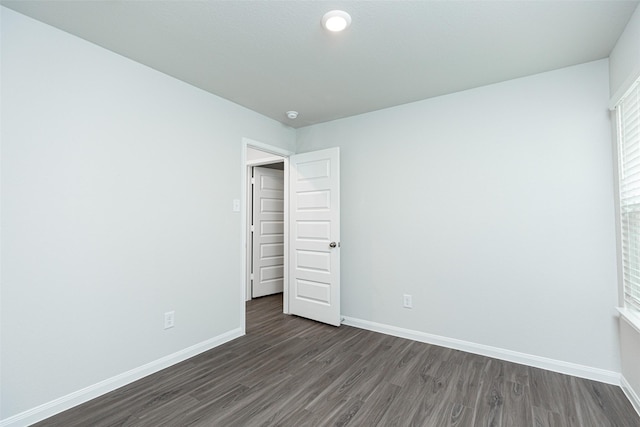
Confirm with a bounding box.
[2,1,639,128]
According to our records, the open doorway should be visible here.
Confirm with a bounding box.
[241,139,341,331]
[242,142,291,322]
[249,162,284,298]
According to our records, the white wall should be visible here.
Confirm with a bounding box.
[609,3,640,412]
[610,4,640,102]
[297,60,621,374]
[0,7,294,421]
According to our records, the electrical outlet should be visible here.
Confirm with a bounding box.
[403,294,413,309]
[164,311,175,329]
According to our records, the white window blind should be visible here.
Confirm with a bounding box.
[617,80,640,314]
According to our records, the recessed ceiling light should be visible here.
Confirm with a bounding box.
[322,10,351,32]
[286,111,299,119]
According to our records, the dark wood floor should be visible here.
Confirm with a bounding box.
[35,294,639,426]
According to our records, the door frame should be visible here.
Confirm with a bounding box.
[240,138,293,332]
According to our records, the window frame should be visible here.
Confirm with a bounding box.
[615,79,640,321]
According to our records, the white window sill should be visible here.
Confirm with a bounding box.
[617,307,640,335]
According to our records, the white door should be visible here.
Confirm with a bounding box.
[252,166,285,298]
[289,147,340,326]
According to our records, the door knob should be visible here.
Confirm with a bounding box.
[329,242,337,248]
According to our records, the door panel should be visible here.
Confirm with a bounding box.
[252,167,284,298]
[289,148,340,326]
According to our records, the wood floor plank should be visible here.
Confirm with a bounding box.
[33,294,640,427]
[530,367,582,426]
[347,380,402,426]
[471,359,506,426]
[305,335,405,411]
[326,397,365,427]
[429,401,474,426]
[453,352,486,409]
[532,406,565,427]
[503,381,533,426]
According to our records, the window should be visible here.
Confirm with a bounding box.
[617,80,640,315]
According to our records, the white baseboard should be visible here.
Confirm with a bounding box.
[621,375,640,418]
[0,328,243,427]
[341,316,620,385]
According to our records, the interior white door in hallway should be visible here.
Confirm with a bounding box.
[289,147,341,326]
[252,166,285,298]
